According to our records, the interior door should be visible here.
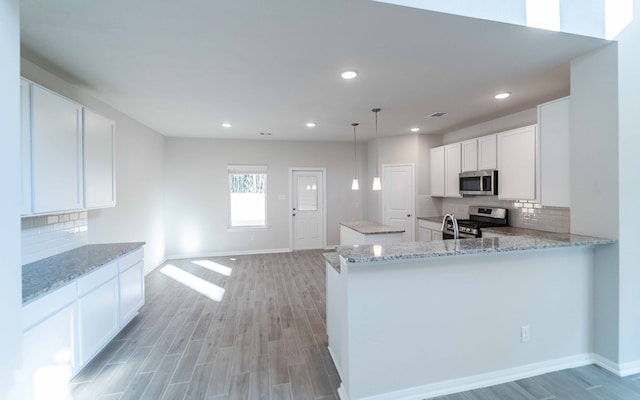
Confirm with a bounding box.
[382,164,415,242]
[292,170,324,250]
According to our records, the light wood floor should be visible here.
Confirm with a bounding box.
[69,249,640,400]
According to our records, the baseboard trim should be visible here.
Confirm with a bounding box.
[619,360,640,377]
[342,353,594,400]
[166,248,292,260]
[144,257,167,276]
[327,346,344,380]
[593,353,640,377]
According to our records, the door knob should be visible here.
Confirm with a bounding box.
[407,214,412,217]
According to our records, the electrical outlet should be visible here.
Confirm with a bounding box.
[521,325,530,343]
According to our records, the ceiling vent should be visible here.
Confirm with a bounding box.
[428,112,447,118]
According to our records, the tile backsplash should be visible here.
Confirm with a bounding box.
[22,211,88,265]
[441,197,570,233]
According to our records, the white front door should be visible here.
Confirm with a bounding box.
[382,164,415,242]
[292,169,325,250]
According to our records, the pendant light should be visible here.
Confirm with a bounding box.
[351,123,360,190]
[372,108,382,191]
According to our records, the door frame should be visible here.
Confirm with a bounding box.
[381,163,416,242]
[288,167,327,250]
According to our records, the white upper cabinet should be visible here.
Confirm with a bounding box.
[430,146,445,197]
[31,85,83,214]
[83,109,116,209]
[21,79,32,216]
[444,143,462,197]
[498,125,537,200]
[538,97,570,207]
[461,139,478,172]
[478,134,497,170]
[431,143,462,198]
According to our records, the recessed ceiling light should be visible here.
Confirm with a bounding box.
[494,92,511,100]
[341,70,358,80]
[306,122,316,128]
[260,132,272,136]
[410,127,420,132]
[221,122,232,128]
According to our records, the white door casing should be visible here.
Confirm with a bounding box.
[382,164,415,242]
[290,168,326,250]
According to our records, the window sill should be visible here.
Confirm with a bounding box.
[226,226,270,233]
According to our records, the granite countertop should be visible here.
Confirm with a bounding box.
[340,220,405,235]
[417,216,445,224]
[323,252,340,273]
[22,242,145,304]
[336,234,615,264]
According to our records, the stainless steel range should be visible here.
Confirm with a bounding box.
[442,206,508,239]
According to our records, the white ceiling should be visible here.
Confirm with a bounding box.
[20,0,607,142]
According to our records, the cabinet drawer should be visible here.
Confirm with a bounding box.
[23,283,76,331]
[119,247,144,272]
[418,219,442,231]
[77,261,117,297]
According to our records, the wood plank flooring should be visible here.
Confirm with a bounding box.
[69,249,640,400]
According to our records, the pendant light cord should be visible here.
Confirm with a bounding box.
[352,122,359,179]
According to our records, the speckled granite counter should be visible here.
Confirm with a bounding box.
[481,226,597,242]
[336,234,615,264]
[340,221,405,235]
[22,242,145,304]
[324,252,340,273]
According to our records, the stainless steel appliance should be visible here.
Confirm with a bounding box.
[442,206,508,239]
[459,170,498,196]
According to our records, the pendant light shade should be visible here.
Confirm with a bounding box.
[351,123,359,191]
[372,108,382,191]
[372,176,382,191]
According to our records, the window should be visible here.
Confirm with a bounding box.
[228,165,267,228]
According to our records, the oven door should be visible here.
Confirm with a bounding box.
[443,230,477,240]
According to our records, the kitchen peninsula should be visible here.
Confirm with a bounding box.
[339,220,405,245]
[325,234,615,400]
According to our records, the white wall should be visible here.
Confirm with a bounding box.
[164,138,366,256]
[367,134,419,223]
[570,43,620,363]
[0,0,23,398]
[441,107,537,145]
[21,59,167,271]
[615,0,640,366]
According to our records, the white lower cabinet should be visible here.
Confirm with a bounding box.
[22,247,145,392]
[77,262,119,366]
[22,299,76,400]
[119,261,144,325]
[418,219,443,241]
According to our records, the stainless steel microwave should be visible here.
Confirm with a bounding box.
[459,170,498,196]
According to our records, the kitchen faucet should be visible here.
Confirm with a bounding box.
[442,213,459,239]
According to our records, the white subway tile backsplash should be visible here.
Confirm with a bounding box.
[21,212,88,265]
[441,197,570,233]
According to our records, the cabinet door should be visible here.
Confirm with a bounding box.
[478,134,497,170]
[23,303,76,400]
[461,139,478,172]
[538,98,570,207]
[31,85,83,214]
[444,143,462,198]
[431,230,443,240]
[418,227,433,242]
[498,126,537,200]
[119,261,145,326]
[83,109,116,208]
[430,146,445,197]
[21,79,32,216]
[78,278,119,366]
